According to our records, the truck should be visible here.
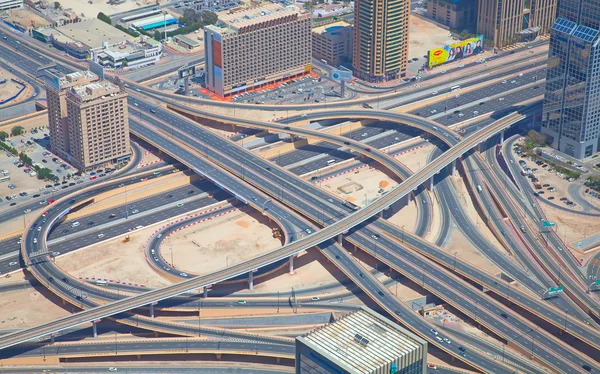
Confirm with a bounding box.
[534,183,542,190]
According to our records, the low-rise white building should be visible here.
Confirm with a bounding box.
[89,37,162,69]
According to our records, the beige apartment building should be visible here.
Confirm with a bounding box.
[203,3,312,97]
[312,20,353,67]
[477,0,557,49]
[353,0,410,82]
[44,70,130,172]
[427,0,478,32]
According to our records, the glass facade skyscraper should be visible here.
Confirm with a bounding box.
[541,0,600,158]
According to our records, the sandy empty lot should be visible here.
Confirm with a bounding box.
[0,287,69,329]
[161,207,281,276]
[409,16,456,60]
[55,225,173,289]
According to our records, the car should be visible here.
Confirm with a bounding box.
[431,91,438,95]
[88,221,95,226]
[305,228,312,234]
[109,369,118,372]
[371,234,379,240]
[131,209,139,214]
[430,109,437,114]
[543,184,550,187]
[24,209,31,213]
[430,329,438,335]
[33,238,37,244]
[560,197,568,201]
[377,291,384,296]
[458,346,466,352]
[109,213,116,218]
[311,296,320,301]
[582,364,592,372]
[500,312,509,319]
[548,196,555,200]
[443,337,451,344]
[9,261,18,266]
[177,203,184,207]
[52,251,60,256]
[163,266,171,271]
[97,233,105,239]
[33,194,40,198]
[149,108,156,113]
[435,336,443,342]
[42,212,48,217]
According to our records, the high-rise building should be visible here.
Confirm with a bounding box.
[352,0,410,82]
[296,307,427,374]
[428,0,478,33]
[44,70,130,171]
[312,20,353,67]
[477,0,558,48]
[203,3,312,97]
[540,0,600,158]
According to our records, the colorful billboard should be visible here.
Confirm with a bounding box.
[212,40,222,68]
[428,35,484,68]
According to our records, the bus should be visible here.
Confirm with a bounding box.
[95,280,108,286]
[450,85,461,92]
[326,159,336,165]
[342,200,360,211]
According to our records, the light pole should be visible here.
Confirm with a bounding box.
[163,11,167,42]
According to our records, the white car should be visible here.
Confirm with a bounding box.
[24,209,31,213]
[443,337,452,344]
[458,64,464,68]
[498,97,505,101]
[97,233,105,239]
[431,91,438,95]
[109,369,118,372]
[9,261,18,266]
[430,109,437,114]
[52,252,60,256]
[33,238,37,244]
[180,272,188,277]
[502,80,507,84]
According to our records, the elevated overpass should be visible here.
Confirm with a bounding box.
[0,112,523,351]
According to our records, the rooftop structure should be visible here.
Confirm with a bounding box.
[54,18,134,50]
[0,0,22,12]
[312,20,353,67]
[296,307,427,374]
[89,37,162,69]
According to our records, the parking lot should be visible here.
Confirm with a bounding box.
[0,128,117,213]
[152,71,348,104]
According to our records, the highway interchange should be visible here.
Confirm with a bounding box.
[0,24,599,373]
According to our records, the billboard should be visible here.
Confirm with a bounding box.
[428,35,484,68]
[331,69,352,81]
[212,39,222,68]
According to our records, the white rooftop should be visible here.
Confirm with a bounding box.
[297,308,426,373]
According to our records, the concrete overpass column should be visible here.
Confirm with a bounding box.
[337,233,343,244]
[428,177,434,191]
[499,130,505,145]
[289,256,295,275]
[451,160,457,176]
[379,210,384,218]
[248,271,254,291]
[203,286,208,298]
[149,303,155,318]
[92,321,98,338]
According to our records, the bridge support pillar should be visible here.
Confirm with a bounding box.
[451,160,457,176]
[92,321,98,338]
[248,271,254,291]
[51,335,55,343]
[428,177,434,191]
[150,303,155,318]
[203,286,208,298]
[499,130,504,145]
[379,210,384,218]
[289,256,295,275]
[337,233,343,244]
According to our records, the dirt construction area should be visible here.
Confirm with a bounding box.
[0,287,69,329]
[161,206,281,277]
[409,16,455,61]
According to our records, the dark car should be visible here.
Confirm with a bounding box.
[87,221,94,226]
[582,364,591,372]
[33,194,40,198]
[10,202,16,206]
[378,291,384,297]
[109,213,116,218]
[500,312,509,319]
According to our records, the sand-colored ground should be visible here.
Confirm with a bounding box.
[6,9,51,29]
[409,16,456,60]
[161,207,281,276]
[445,227,500,275]
[0,287,69,328]
[55,224,173,288]
[319,164,397,207]
[386,195,419,235]
[0,113,48,134]
[250,248,347,294]
[0,73,23,103]
[541,203,600,256]
[449,175,509,257]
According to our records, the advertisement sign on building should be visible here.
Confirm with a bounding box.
[428,35,485,68]
[212,40,222,68]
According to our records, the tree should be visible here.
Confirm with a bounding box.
[97,12,111,25]
[0,131,8,141]
[11,126,24,136]
[54,1,61,9]
[201,10,218,26]
[527,130,547,146]
[304,1,314,11]
[154,30,162,41]
[37,167,52,180]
